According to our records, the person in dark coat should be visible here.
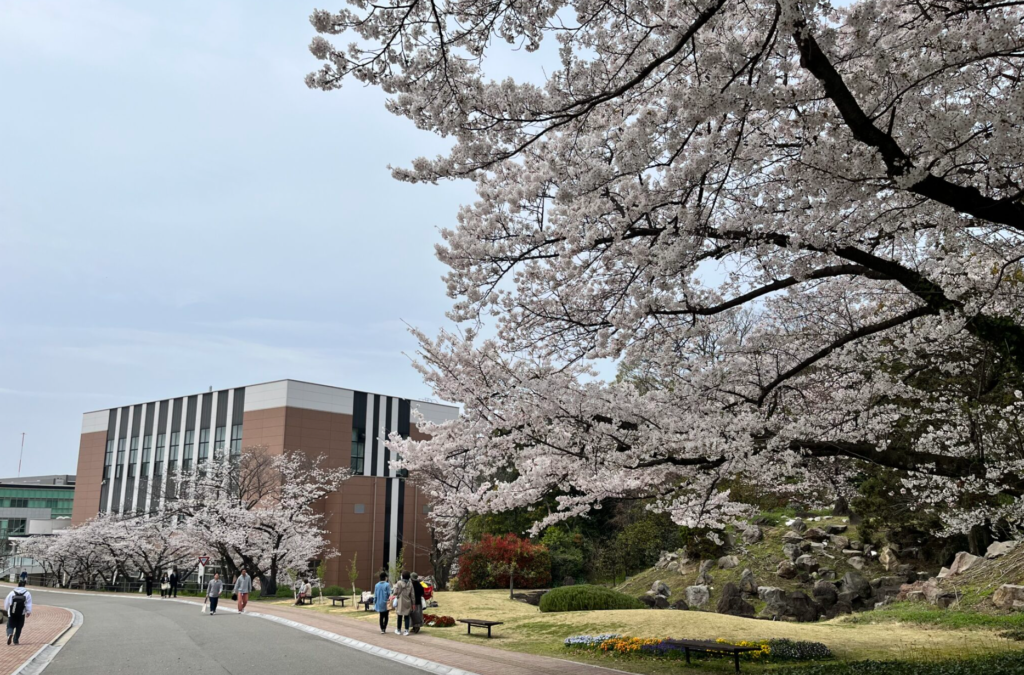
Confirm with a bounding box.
[144,574,154,597]
[169,569,179,598]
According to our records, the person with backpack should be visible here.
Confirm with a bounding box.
[4,581,32,646]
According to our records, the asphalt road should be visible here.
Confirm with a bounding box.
[26,589,423,675]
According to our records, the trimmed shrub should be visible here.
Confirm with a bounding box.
[321,585,347,597]
[275,586,295,598]
[766,639,833,661]
[540,585,644,612]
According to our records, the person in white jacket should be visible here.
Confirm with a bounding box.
[4,581,32,646]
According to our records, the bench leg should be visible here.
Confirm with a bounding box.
[487,626,492,638]
[684,647,690,665]
[467,623,472,635]
[734,652,740,673]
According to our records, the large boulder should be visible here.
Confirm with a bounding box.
[847,556,866,570]
[761,590,823,622]
[879,546,900,572]
[830,535,850,550]
[937,566,952,579]
[841,571,873,600]
[777,560,798,579]
[718,555,740,570]
[783,543,801,561]
[795,555,820,573]
[685,585,711,608]
[803,528,829,542]
[992,584,1024,610]
[670,598,690,610]
[638,594,658,608]
[825,524,848,535]
[716,582,755,618]
[790,518,807,533]
[812,580,838,609]
[782,531,805,544]
[739,568,758,595]
[985,541,1019,560]
[948,551,981,576]
[697,560,714,585]
[742,525,763,544]
[758,586,786,604]
[899,578,956,607]
[650,580,671,598]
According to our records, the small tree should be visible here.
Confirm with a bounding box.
[387,547,405,587]
[347,552,359,600]
[316,560,327,604]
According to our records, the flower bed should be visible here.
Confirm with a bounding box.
[563,635,831,663]
[423,613,456,627]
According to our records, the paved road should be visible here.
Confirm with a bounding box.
[26,589,423,675]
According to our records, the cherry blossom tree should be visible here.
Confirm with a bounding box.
[310,0,1024,535]
[171,447,350,596]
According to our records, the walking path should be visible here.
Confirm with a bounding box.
[0,606,73,675]
[0,585,618,675]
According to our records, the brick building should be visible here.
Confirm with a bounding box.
[72,379,457,589]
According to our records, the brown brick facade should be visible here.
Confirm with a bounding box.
[71,430,107,525]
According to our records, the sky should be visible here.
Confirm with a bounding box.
[0,0,551,478]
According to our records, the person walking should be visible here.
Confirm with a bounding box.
[160,573,169,598]
[392,572,414,636]
[373,572,392,634]
[18,570,27,585]
[410,572,425,632]
[234,569,252,614]
[168,568,179,599]
[4,581,32,646]
[206,573,223,615]
[144,574,154,597]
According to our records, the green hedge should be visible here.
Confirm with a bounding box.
[773,653,1024,675]
[275,586,295,598]
[539,585,644,613]
[322,586,351,597]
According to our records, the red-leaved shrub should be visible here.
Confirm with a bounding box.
[456,533,552,590]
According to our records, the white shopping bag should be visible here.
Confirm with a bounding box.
[200,599,208,614]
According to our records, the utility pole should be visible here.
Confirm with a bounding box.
[18,432,25,477]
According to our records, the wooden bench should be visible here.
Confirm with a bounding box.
[295,595,314,605]
[457,618,504,638]
[660,639,762,673]
[328,596,348,607]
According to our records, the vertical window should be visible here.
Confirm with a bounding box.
[169,432,179,461]
[350,428,365,474]
[103,440,114,480]
[141,435,152,477]
[128,437,139,478]
[198,428,210,462]
[182,430,193,471]
[156,434,165,461]
[215,426,226,451]
[115,438,125,479]
[230,424,242,456]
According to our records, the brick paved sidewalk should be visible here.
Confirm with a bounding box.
[0,606,73,675]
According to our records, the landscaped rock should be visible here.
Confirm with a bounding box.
[842,549,861,556]
[783,543,800,561]
[879,546,900,572]
[992,584,1024,610]
[841,571,873,600]
[739,568,758,595]
[654,594,670,609]
[718,555,740,570]
[777,560,798,579]
[830,535,850,550]
[758,586,786,604]
[803,528,829,542]
[716,582,755,618]
[761,590,823,622]
[899,578,956,607]
[650,580,671,597]
[783,531,805,544]
[948,551,981,576]
[825,524,848,535]
[795,555,820,573]
[791,518,807,533]
[849,540,863,550]
[825,600,854,619]
[697,560,714,585]
[799,540,814,553]
[638,594,658,608]
[818,569,837,581]
[871,576,906,589]
[937,566,952,579]
[685,585,711,608]
[812,580,838,609]
[670,598,690,610]
[512,590,547,606]
[742,525,763,544]
[985,541,1019,560]
[847,556,866,570]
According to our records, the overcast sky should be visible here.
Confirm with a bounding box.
[0,0,526,477]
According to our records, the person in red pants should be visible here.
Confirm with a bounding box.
[234,569,252,613]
